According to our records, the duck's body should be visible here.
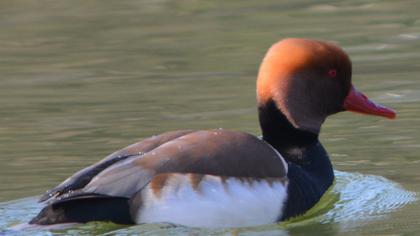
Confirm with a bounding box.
[30,129,291,227]
[30,38,395,228]
[31,129,330,227]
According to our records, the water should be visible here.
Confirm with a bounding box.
[1,0,420,235]
[0,171,415,235]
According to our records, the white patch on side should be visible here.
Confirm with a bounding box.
[136,174,288,228]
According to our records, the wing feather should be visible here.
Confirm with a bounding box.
[40,130,194,202]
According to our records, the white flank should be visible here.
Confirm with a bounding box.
[136,174,288,228]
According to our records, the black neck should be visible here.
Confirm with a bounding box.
[259,100,334,220]
[258,100,318,149]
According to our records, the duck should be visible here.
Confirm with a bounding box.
[29,38,396,228]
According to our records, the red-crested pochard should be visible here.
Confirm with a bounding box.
[30,38,396,228]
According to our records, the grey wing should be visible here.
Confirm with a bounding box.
[39,130,194,202]
[75,130,288,199]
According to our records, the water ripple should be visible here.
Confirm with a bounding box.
[323,171,416,223]
[1,171,416,235]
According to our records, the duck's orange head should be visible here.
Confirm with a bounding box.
[257,38,395,133]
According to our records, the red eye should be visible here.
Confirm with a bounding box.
[328,69,337,78]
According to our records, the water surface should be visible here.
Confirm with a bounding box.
[1,0,420,235]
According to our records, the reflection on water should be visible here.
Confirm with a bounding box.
[1,171,415,235]
[1,0,420,235]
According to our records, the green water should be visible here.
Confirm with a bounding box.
[1,0,420,235]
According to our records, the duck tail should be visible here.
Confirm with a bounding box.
[29,194,134,225]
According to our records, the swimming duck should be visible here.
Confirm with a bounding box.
[30,38,396,228]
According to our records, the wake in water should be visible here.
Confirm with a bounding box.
[324,171,416,223]
[0,171,416,235]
